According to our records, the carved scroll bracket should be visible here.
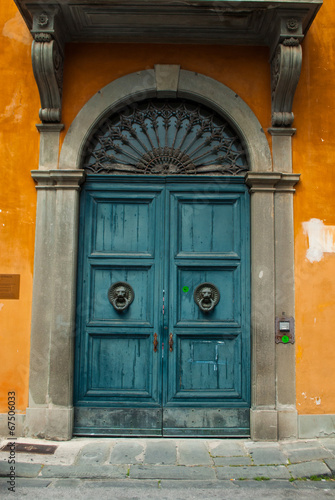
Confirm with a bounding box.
[31,9,65,123]
[270,16,303,128]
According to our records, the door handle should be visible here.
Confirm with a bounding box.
[169,333,174,352]
[153,333,158,352]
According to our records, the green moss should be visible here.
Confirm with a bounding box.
[309,475,331,481]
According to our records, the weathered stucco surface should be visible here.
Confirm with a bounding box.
[0,0,334,420]
[293,2,335,415]
[0,1,38,414]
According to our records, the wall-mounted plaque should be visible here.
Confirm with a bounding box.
[0,275,20,299]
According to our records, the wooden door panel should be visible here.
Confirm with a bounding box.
[177,198,241,257]
[175,265,241,326]
[175,335,242,397]
[91,196,156,256]
[88,265,154,326]
[86,333,153,397]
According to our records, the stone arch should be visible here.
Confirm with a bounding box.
[59,66,272,172]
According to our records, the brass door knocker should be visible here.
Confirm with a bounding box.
[194,283,220,313]
[108,282,134,312]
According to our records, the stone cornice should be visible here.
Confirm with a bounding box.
[36,124,65,133]
[31,170,86,190]
[14,1,322,47]
[15,1,322,126]
[246,172,300,192]
[268,128,296,137]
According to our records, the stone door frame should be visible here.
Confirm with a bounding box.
[25,66,299,440]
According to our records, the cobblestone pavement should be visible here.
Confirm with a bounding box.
[0,437,334,497]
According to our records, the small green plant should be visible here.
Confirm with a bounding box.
[126,468,130,477]
[309,475,331,481]
[158,479,161,488]
[253,476,270,481]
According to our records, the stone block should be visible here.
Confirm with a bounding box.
[40,465,128,479]
[177,441,212,465]
[324,458,335,474]
[250,409,278,441]
[298,415,335,439]
[285,447,333,464]
[208,440,247,457]
[76,442,111,465]
[144,440,176,465]
[0,413,25,439]
[0,461,43,478]
[25,407,73,441]
[216,465,290,480]
[110,441,144,464]
[129,465,216,480]
[214,457,252,466]
[249,448,288,465]
[277,410,298,440]
[319,438,335,455]
[155,64,180,97]
[288,461,332,478]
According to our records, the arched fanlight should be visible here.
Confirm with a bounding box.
[84,99,248,175]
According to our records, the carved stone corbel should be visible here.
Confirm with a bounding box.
[271,37,302,127]
[31,11,64,123]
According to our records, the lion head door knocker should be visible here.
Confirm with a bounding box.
[108,282,134,312]
[194,283,220,313]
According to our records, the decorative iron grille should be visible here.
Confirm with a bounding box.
[84,99,248,175]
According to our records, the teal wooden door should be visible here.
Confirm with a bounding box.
[74,175,250,436]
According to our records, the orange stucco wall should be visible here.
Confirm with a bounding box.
[0,2,39,413]
[60,43,271,148]
[293,2,335,414]
[0,0,334,418]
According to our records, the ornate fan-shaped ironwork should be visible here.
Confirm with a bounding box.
[84,99,248,175]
